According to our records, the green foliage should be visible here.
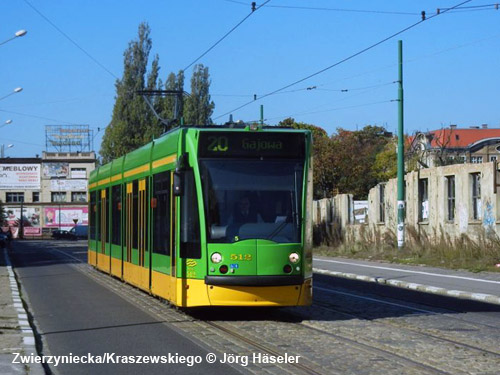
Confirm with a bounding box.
[100,22,157,163]
[278,119,395,199]
[330,125,393,199]
[184,64,215,125]
[373,138,397,181]
[100,25,215,163]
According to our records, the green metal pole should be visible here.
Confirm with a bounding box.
[260,105,264,127]
[397,40,405,248]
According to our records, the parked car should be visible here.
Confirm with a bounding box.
[65,225,88,240]
[51,229,69,240]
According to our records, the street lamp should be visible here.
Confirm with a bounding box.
[0,29,27,46]
[0,87,23,102]
[1,144,14,158]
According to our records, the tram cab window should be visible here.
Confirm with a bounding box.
[200,160,304,244]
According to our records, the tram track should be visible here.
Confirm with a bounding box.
[313,284,500,356]
[38,244,500,375]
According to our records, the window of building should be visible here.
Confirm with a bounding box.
[71,192,86,202]
[418,178,429,222]
[379,184,385,223]
[471,173,481,220]
[51,192,66,202]
[32,192,40,202]
[6,192,24,203]
[446,176,455,222]
[490,155,497,162]
[471,156,483,164]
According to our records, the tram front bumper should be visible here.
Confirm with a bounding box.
[205,278,312,307]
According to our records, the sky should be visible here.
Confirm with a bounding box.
[1,0,499,158]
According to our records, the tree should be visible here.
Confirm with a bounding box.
[184,64,214,125]
[330,125,393,199]
[373,137,397,181]
[100,22,158,163]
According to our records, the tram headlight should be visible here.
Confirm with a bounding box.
[211,252,222,264]
[289,252,300,264]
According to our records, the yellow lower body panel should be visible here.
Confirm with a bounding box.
[89,254,312,307]
[206,281,312,307]
[96,253,110,273]
[88,249,96,266]
[110,257,122,278]
[123,261,149,290]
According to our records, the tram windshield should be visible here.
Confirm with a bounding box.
[199,159,304,243]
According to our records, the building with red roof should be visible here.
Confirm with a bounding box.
[408,125,500,168]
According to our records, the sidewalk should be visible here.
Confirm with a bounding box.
[313,256,500,305]
[0,248,44,375]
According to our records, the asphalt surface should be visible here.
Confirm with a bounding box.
[9,241,242,375]
[314,256,500,297]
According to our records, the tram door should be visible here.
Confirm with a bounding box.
[100,189,109,272]
[125,183,133,280]
[169,171,177,302]
[138,179,148,290]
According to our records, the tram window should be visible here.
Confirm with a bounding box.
[132,180,138,249]
[111,185,121,245]
[144,179,149,252]
[152,171,171,255]
[105,187,110,243]
[97,190,102,241]
[89,191,96,240]
[180,170,201,259]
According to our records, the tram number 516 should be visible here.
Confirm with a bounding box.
[207,136,228,152]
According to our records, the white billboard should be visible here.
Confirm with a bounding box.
[0,164,41,189]
[50,179,87,192]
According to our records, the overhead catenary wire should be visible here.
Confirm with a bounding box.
[23,0,118,80]
[214,0,472,121]
[224,1,499,16]
[0,109,80,125]
[183,0,271,71]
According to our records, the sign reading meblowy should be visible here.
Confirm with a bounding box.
[0,164,41,189]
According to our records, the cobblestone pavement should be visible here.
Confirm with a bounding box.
[17,243,500,375]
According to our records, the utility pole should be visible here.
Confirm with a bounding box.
[397,40,405,248]
[260,105,264,127]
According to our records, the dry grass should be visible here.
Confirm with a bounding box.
[314,224,500,272]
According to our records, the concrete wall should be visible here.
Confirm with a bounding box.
[313,162,500,244]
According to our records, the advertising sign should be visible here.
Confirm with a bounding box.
[50,179,87,192]
[4,207,42,238]
[5,207,41,226]
[42,163,69,178]
[24,227,42,237]
[44,207,88,227]
[70,169,87,179]
[0,164,41,189]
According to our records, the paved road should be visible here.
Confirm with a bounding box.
[9,241,242,375]
[314,256,500,303]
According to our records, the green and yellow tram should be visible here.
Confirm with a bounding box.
[88,125,313,307]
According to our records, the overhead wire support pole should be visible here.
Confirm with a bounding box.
[397,40,405,249]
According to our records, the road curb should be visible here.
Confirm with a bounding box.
[313,267,500,306]
[3,249,45,375]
